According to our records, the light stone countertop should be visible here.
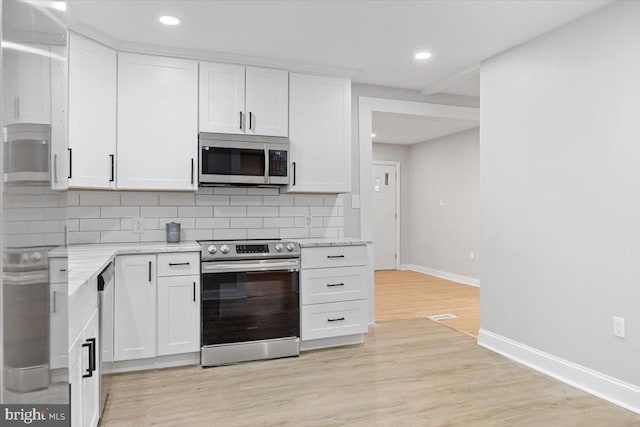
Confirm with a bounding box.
[292,238,371,247]
[52,241,201,296]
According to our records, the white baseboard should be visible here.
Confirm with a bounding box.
[109,352,200,374]
[478,329,640,415]
[400,264,479,287]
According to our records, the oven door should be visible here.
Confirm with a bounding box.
[201,259,300,347]
[199,139,268,185]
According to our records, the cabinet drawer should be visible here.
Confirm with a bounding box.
[49,258,68,283]
[301,245,366,269]
[301,300,368,341]
[157,253,199,277]
[301,266,366,305]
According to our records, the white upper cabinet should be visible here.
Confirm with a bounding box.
[287,73,351,193]
[199,62,288,137]
[199,62,245,134]
[245,67,288,137]
[117,53,198,191]
[68,33,117,189]
[2,47,51,126]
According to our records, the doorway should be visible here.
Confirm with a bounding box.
[372,161,400,270]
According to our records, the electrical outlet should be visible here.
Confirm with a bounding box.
[305,214,312,228]
[132,217,144,234]
[439,199,444,207]
[469,251,475,260]
[613,316,626,338]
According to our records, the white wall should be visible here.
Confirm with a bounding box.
[407,129,479,280]
[480,0,640,391]
[344,83,479,239]
[372,143,411,264]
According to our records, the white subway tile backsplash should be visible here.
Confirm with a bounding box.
[79,218,120,231]
[264,217,295,228]
[102,206,139,218]
[230,195,262,206]
[101,230,140,243]
[247,228,279,239]
[159,193,195,206]
[230,217,262,229]
[195,195,230,206]
[64,190,342,245]
[67,192,80,206]
[178,206,212,217]
[263,195,294,206]
[141,206,178,217]
[214,228,247,240]
[279,228,310,239]
[80,192,120,206]
[4,221,28,234]
[195,218,230,229]
[214,206,246,217]
[280,206,308,216]
[121,192,159,206]
[294,195,324,206]
[42,207,66,221]
[247,207,278,217]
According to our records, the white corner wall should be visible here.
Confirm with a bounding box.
[407,129,480,282]
[479,0,640,411]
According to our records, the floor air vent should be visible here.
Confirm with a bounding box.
[428,313,457,321]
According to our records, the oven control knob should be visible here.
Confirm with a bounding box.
[275,243,284,252]
[220,244,230,254]
[286,243,295,252]
[207,245,217,254]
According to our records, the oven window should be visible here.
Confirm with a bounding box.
[201,147,265,176]
[201,270,299,346]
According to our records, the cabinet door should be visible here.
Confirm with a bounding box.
[114,255,156,360]
[288,73,351,193]
[50,44,68,190]
[199,62,245,134]
[50,283,68,369]
[245,67,288,137]
[118,54,198,190]
[82,310,100,427]
[68,33,117,189]
[157,275,200,355]
[2,48,51,125]
[69,333,84,427]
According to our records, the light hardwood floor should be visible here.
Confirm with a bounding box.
[375,270,480,337]
[101,318,640,426]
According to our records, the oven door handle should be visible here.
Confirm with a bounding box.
[201,260,300,273]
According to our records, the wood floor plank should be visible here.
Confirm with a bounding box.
[375,270,480,337]
[100,319,639,426]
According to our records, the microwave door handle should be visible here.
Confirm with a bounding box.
[53,154,58,183]
[264,148,269,180]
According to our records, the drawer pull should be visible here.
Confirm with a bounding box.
[59,269,67,272]
[326,283,345,287]
[327,255,345,259]
[328,317,345,322]
[168,262,190,267]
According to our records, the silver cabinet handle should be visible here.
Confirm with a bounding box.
[53,291,57,313]
[14,97,20,119]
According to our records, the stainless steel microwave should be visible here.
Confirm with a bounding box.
[198,133,289,186]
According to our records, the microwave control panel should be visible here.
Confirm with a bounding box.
[269,150,288,177]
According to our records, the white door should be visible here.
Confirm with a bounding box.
[288,73,351,193]
[199,62,245,134]
[245,67,288,137]
[114,255,156,361]
[82,310,100,427]
[68,33,117,189]
[157,275,200,355]
[69,333,84,427]
[117,53,198,190]
[50,45,68,190]
[373,163,398,270]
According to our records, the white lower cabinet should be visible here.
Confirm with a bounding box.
[114,255,157,361]
[157,275,200,355]
[69,308,100,427]
[300,244,368,346]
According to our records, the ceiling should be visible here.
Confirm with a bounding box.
[372,112,478,145]
[66,0,610,94]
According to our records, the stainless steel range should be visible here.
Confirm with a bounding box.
[198,240,300,367]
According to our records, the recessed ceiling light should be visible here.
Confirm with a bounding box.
[371,133,376,138]
[414,51,432,60]
[159,16,181,26]
[52,1,66,11]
